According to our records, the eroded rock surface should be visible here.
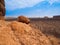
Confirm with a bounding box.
[0,20,52,45]
[0,20,21,45]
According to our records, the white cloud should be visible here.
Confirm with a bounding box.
[46,0,60,4]
[5,0,44,10]
[5,0,60,10]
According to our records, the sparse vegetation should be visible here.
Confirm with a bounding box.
[30,19,60,45]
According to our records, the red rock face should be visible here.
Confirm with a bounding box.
[0,0,5,20]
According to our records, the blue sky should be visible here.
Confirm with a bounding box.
[5,0,60,17]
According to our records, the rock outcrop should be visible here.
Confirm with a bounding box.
[0,20,52,45]
[17,16,30,24]
[0,0,5,20]
[0,20,21,45]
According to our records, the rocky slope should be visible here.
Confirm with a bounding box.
[0,20,52,45]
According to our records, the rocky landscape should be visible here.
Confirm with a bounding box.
[30,19,60,45]
[0,17,60,45]
[0,20,52,45]
[0,0,60,45]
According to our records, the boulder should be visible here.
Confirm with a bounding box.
[17,16,30,24]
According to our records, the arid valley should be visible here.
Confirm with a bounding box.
[0,0,60,45]
[4,17,60,45]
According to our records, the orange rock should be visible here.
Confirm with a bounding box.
[17,16,30,24]
[0,20,52,45]
[0,21,21,45]
[0,27,21,45]
[11,21,32,33]
[10,21,52,45]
